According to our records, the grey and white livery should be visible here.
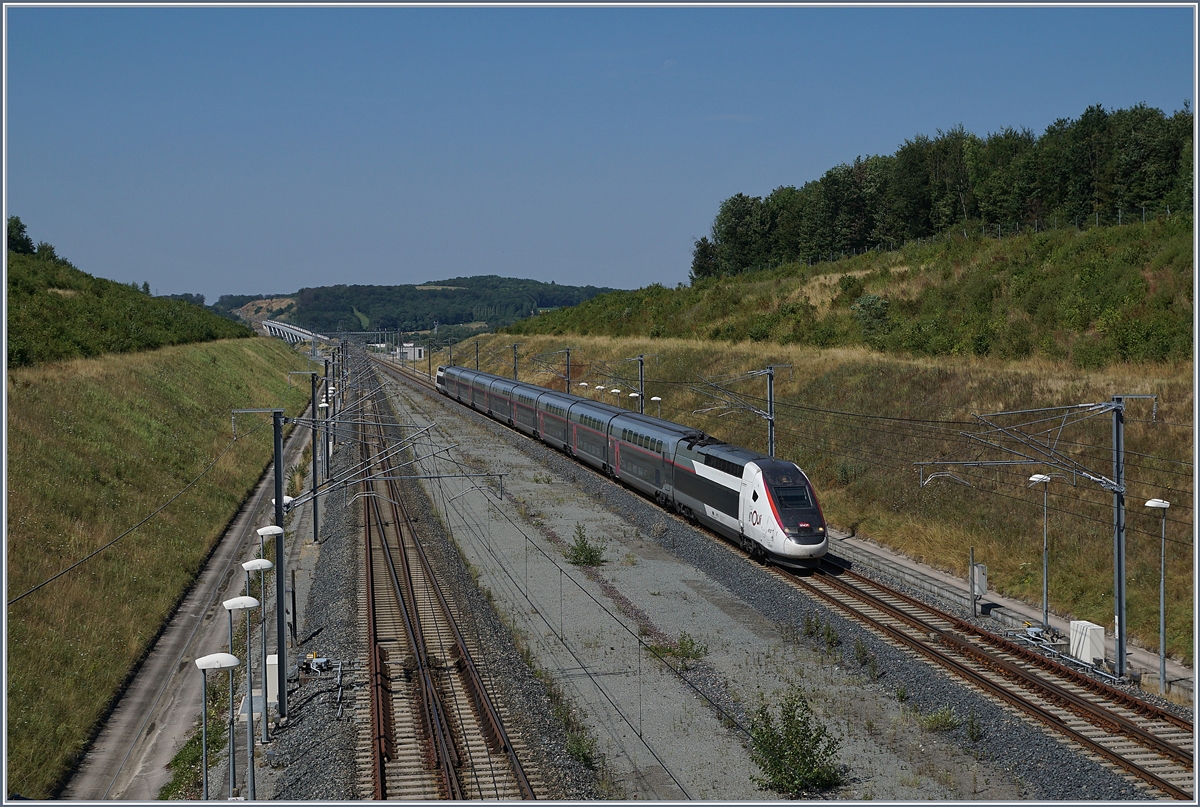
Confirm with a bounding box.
[436,366,828,566]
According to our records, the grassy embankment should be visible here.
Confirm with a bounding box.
[6,338,314,798]
[509,216,1193,370]
[7,251,253,367]
[431,334,1192,669]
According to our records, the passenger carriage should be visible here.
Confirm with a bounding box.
[435,365,827,565]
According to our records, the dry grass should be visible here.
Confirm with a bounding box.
[6,338,314,798]
[437,334,1193,666]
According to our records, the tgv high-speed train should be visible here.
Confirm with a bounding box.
[436,366,828,566]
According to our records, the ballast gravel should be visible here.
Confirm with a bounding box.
[257,369,1156,801]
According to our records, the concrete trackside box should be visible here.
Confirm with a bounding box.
[1069,621,1104,665]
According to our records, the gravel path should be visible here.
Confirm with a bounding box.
[253,369,1154,800]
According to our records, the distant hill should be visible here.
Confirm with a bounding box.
[230,275,617,335]
[508,216,1193,369]
[6,218,253,367]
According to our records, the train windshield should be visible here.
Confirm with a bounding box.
[761,465,814,509]
[773,485,812,509]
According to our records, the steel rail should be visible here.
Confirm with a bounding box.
[373,490,464,799]
[818,565,1193,769]
[364,415,463,799]
[362,494,388,800]
[794,569,1192,800]
[826,560,1193,735]
[382,468,537,800]
[367,362,537,799]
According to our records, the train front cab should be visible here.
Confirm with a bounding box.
[741,459,827,565]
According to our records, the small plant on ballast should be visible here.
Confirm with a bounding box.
[566,523,605,566]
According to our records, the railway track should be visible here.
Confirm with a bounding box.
[790,562,1194,800]
[353,366,537,799]
[372,351,1195,798]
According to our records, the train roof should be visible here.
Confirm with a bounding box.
[703,443,768,464]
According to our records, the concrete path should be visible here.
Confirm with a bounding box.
[61,412,315,801]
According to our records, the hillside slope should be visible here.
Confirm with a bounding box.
[7,252,253,367]
[426,333,1193,668]
[508,217,1193,369]
[6,339,313,798]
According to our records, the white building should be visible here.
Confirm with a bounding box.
[398,342,426,361]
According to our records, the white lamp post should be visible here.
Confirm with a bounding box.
[317,402,329,480]
[610,389,621,409]
[577,382,589,394]
[1029,474,1053,628]
[224,596,260,800]
[243,559,273,743]
[1145,498,1170,693]
[194,653,240,801]
[628,392,639,410]
[650,396,662,418]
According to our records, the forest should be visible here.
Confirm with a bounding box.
[282,275,615,333]
[692,103,1193,279]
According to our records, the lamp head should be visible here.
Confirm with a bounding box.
[1029,474,1051,485]
[195,652,240,670]
[256,525,284,537]
[223,595,260,611]
[243,558,274,572]
[1145,498,1170,510]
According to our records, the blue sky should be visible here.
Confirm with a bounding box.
[5,5,1195,303]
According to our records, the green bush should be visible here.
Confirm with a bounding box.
[749,685,843,796]
[565,523,605,566]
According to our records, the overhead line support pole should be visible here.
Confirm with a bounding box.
[1112,396,1127,678]
[311,374,319,544]
[638,355,645,414]
[767,366,775,458]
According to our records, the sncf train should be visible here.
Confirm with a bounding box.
[436,366,828,566]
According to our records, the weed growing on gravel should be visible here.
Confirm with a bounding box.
[852,637,881,680]
[645,631,709,670]
[896,685,908,703]
[966,710,985,742]
[565,523,605,566]
[749,684,844,796]
[566,731,598,769]
[822,623,840,653]
[920,706,962,732]
[803,612,820,637]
